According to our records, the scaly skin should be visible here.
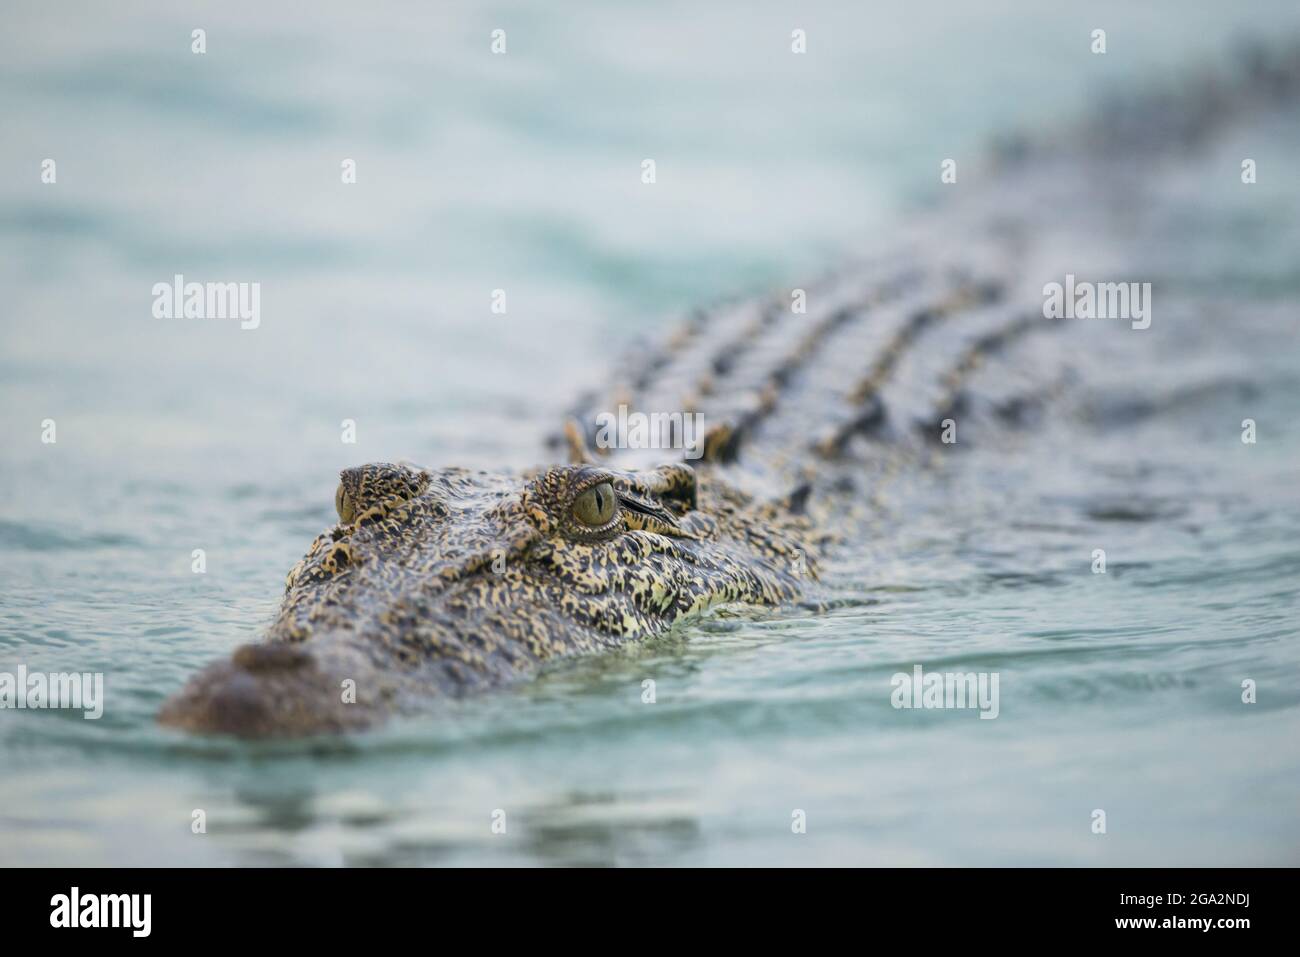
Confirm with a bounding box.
[159,41,1300,737]
[158,461,822,735]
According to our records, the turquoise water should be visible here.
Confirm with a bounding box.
[2,1,1298,865]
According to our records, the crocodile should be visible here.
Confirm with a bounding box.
[158,42,1300,737]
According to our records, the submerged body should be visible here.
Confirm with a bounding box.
[159,45,1300,736]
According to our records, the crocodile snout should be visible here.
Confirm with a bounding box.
[158,641,382,738]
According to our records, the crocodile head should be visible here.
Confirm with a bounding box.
[158,460,815,737]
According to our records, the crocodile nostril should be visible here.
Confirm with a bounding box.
[231,643,312,673]
[205,669,271,727]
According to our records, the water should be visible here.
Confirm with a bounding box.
[2,1,1298,865]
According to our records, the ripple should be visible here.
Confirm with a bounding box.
[0,520,140,552]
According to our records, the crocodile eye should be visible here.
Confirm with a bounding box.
[335,483,355,523]
[572,482,617,527]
